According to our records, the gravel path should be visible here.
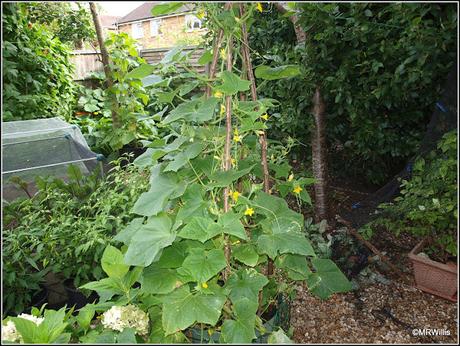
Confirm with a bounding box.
[291,278,457,344]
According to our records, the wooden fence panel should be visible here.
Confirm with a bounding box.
[71,46,207,81]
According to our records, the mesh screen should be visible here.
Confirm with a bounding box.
[2,117,101,200]
[338,62,458,228]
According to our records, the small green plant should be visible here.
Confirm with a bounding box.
[371,130,457,262]
[2,160,149,316]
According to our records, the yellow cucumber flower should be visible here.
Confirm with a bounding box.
[202,282,208,289]
[230,190,240,202]
[233,134,242,143]
[261,113,269,121]
[256,3,263,13]
[288,173,294,182]
[214,91,223,98]
[220,104,226,115]
[244,207,255,216]
[293,186,303,194]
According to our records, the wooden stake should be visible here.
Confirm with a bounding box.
[222,36,233,281]
[240,4,273,276]
[89,2,120,128]
[336,215,406,278]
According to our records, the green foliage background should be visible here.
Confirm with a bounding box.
[2,3,77,121]
[249,3,457,184]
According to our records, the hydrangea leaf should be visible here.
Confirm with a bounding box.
[162,286,226,335]
[306,258,352,299]
[177,248,226,283]
[101,245,129,279]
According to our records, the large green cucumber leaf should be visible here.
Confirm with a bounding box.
[178,216,222,243]
[164,142,206,172]
[225,268,268,303]
[123,213,176,267]
[275,254,311,280]
[216,71,251,95]
[132,165,186,216]
[257,231,315,260]
[232,244,259,267]
[254,64,301,80]
[162,285,226,335]
[218,211,248,240]
[177,248,226,283]
[220,297,258,343]
[306,258,352,299]
[176,184,210,222]
[141,264,182,295]
[163,97,218,124]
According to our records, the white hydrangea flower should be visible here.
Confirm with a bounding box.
[101,305,149,336]
[2,314,44,343]
[2,320,21,343]
[17,313,44,325]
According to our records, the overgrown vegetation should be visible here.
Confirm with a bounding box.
[2,3,77,121]
[3,160,148,316]
[370,130,457,262]
[23,2,95,49]
[250,3,457,184]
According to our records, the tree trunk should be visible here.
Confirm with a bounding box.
[312,88,328,222]
[89,2,120,128]
[274,2,329,222]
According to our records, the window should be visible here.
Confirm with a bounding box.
[185,14,202,31]
[132,22,144,39]
[150,19,161,37]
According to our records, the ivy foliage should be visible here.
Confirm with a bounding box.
[250,3,457,184]
[2,3,77,121]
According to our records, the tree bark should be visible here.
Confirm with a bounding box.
[89,2,120,128]
[312,88,329,222]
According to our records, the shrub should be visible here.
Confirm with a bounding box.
[2,160,148,316]
[2,3,77,121]
[371,130,457,262]
[250,3,457,184]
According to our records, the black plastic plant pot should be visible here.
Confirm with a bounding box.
[189,295,291,343]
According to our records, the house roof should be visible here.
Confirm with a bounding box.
[100,15,120,28]
[117,2,195,25]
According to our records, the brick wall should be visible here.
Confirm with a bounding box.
[118,14,206,49]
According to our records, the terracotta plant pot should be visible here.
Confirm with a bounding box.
[408,239,457,302]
